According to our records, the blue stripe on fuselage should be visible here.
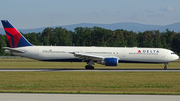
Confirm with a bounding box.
[41,59,165,64]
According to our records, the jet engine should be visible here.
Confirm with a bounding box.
[97,58,118,66]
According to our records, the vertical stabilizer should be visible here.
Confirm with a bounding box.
[1,20,32,48]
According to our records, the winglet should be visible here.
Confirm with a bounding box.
[1,20,33,48]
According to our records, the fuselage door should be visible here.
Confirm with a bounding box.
[35,49,39,55]
[161,51,165,58]
[122,50,126,57]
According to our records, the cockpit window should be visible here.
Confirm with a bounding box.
[171,52,175,54]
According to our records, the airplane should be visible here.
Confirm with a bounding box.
[1,20,179,70]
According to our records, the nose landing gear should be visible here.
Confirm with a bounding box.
[164,63,168,70]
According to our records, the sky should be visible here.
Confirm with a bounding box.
[0,0,180,29]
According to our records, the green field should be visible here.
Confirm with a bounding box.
[0,58,179,69]
[0,59,180,94]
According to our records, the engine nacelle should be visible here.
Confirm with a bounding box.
[97,58,118,66]
[105,58,118,66]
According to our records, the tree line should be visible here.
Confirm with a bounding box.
[0,27,180,56]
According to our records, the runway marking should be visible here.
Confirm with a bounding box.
[0,93,180,101]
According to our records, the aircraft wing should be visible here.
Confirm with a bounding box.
[3,47,25,53]
[69,52,105,61]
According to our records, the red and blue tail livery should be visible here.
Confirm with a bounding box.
[1,20,32,48]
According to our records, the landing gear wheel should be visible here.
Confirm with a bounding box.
[164,66,167,70]
[91,66,94,69]
[85,65,94,69]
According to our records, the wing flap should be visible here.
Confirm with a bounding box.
[69,52,105,61]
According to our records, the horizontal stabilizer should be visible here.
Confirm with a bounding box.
[3,47,25,53]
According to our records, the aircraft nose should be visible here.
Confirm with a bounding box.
[171,54,179,61]
[174,54,179,60]
[177,55,179,60]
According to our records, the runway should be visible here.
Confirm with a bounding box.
[0,93,180,101]
[0,68,180,72]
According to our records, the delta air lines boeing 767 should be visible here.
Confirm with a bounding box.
[1,20,179,69]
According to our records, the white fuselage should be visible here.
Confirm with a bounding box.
[6,46,179,63]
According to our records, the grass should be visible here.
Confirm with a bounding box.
[0,59,180,94]
[0,72,180,94]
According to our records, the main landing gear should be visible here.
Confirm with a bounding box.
[164,63,168,70]
[85,65,94,69]
[85,60,95,69]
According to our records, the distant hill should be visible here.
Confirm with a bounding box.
[1,22,180,34]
